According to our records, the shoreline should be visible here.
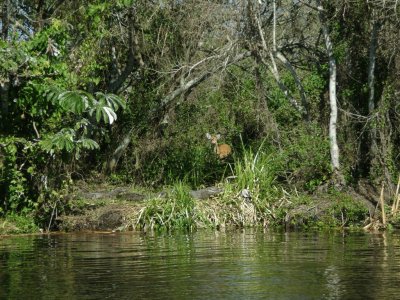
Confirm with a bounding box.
[1,181,394,235]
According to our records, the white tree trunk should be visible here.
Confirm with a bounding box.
[317,0,340,171]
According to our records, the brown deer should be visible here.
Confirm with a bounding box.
[206,133,232,159]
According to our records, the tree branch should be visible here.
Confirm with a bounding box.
[160,50,251,109]
[108,7,144,93]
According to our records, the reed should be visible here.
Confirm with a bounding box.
[391,174,400,216]
[380,183,386,225]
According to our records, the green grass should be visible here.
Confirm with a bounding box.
[136,145,285,231]
[0,213,41,234]
[137,181,196,231]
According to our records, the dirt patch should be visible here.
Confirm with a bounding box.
[58,203,142,232]
[284,198,335,226]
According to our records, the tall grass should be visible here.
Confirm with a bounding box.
[137,181,196,231]
[136,141,286,231]
[230,140,278,198]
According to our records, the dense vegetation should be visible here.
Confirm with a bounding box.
[1,0,400,231]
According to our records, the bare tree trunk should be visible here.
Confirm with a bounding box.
[105,133,132,173]
[316,0,342,182]
[108,6,144,93]
[254,60,282,149]
[271,0,309,119]
[254,9,305,115]
[275,51,309,120]
[368,20,380,159]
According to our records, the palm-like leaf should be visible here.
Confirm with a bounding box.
[40,128,75,153]
[45,86,62,104]
[58,91,95,114]
[95,92,126,111]
[96,105,117,124]
[78,138,100,150]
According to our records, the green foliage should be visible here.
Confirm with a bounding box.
[0,138,34,214]
[39,128,100,158]
[2,0,400,233]
[0,214,40,234]
[281,193,368,230]
[1,27,125,217]
[329,193,369,227]
[278,125,331,191]
[34,178,73,231]
[302,71,325,116]
[46,87,126,124]
[35,87,125,158]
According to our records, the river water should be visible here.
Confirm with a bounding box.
[1,230,399,299]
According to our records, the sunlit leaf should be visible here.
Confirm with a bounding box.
[95,92,126,111]
[102,106,117,124]
[59,91,86,114]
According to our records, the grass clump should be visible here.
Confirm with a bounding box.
[134,143,369,232]
[137,182,196,231]
[195,144,285,229]
[221,141,284,226]
[136,144,285,231]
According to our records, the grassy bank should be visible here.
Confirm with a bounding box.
[0,214,40,235]
[0,185,380,235]
[2,146,398,235]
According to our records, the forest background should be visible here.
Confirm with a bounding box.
[1,0,400,231]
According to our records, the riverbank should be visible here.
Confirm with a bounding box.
[1,180,397,235]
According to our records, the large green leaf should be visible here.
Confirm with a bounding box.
[40,128,76,153]
[58,91,94,114]
[78,138,100,150]
[96,106,117,124]
[95,92,126,111]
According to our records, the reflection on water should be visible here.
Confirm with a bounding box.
[1,230,400,299]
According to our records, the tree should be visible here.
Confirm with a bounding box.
[315,0,342,182]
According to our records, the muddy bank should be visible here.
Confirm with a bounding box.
[1,181,393,235]
[55,181,392,233]
[57,185,224,231]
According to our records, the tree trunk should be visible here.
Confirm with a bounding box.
[316,0,343,183]
[275,51,309,120]
[108,6,144,93]
[367,20,380,160]
[105,132,133,173]
[254,9,305,115]
[0,82,9,132]
[1,0,9,40]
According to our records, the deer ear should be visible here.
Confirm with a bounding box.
[206,133,211,139]
[216,134,221,139]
